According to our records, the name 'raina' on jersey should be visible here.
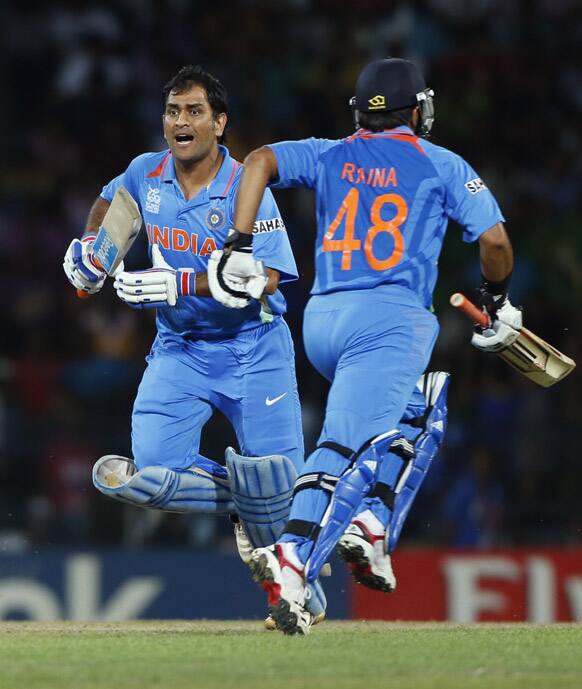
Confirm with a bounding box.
[341,163,398,188]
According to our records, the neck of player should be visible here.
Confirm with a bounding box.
[175,148,223,201]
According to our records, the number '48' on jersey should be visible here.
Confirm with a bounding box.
[269,127,504,308]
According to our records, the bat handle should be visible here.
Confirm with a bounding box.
[76,255,103,299]
[450,292,490,328]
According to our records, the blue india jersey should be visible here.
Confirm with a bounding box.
[101,145,298,339]
[269,126,504,308]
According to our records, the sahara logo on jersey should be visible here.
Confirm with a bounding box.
[145,186,161,213]
[464,178,488,194]
[253,218,286,234]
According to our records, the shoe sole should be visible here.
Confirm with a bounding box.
[337,541,396,593]
[251,551,308,635]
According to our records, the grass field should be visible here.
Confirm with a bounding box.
[1,621,581,689]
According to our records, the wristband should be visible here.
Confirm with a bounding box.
[480,272,511,297]
[178,270,197,297]
[224,229,253,250]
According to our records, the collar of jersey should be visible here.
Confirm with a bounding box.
[355,125,415,137]
[161,144,240,198]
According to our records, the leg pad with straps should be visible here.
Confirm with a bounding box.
[388,371,449,551]
[226,447,297,549]
[92,455,235,513]
[304,429,402,583]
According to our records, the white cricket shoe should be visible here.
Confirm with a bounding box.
[337,509,396,593]
[264,610,325,631]
[250,544,313,635]
[233,522,253,566]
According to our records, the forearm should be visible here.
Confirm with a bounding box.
[83,196,111,236]
[478,222,513,284]
[234,147,279,234]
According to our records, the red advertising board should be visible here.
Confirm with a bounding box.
[350,549,582,622]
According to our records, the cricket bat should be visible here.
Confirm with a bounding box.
[450,292,576,387]
[77,186,142,298]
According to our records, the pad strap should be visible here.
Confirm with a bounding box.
[368,481,396,510]
[390,437,416,459]
[317,440,354,460]
[293,472,339,497]
[283,519,321,540]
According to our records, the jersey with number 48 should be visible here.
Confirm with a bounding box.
[269,126,504,308]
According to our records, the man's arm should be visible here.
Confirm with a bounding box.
[233,147,279,234]
[63,195,112,295]
[83,196,111,236]
[471,221,522,352]
[478,222,513,284]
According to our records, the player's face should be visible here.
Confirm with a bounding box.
[163,85,226,165]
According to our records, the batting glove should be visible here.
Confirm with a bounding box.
[114,244,195,309]
[63,235,108,294]
[207,229,268,309]
[471,299,523,353]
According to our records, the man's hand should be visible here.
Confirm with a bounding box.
[63,235,108,294]
[114,244,195,309]
[207,229,268,309]
[471,299,523,353]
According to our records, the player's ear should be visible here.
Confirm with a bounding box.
[411,107,420,128]
[213,113,227,138]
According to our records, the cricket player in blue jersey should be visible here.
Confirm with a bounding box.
[212,57,521,634]
[62,65,329,625]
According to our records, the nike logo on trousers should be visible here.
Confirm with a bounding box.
[265,393,287,406]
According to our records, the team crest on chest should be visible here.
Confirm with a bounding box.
[206,207,226,230]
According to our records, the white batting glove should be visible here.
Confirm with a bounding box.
[207,229,268,309]
[471,299,523,353]
[114,244,195,309]
[63,235,108,294]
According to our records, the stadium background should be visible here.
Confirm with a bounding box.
[0,0,581,620]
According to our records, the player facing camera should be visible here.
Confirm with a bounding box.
[350,57,435,138]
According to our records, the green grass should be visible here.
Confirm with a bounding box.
[1,621,581,689]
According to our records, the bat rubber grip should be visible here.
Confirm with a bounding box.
[450,292,490,328]
[76,255,103,299]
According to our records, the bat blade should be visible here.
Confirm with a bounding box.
[76,187,142,298]
[92,187,142,274]
[450,292,576,387]
[498,327,576,387]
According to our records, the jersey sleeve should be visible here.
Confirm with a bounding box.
[429,147,505,243]
[251,188,298,283]
[268,137,338,190]
[100,153,152,206]
[227,178,298,283]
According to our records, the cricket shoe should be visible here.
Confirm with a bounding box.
[250,544,313,635]
[264,610,325,631]
[337,509,396,593]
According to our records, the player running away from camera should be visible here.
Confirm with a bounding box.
[212,57,519,634]
[62,64,327,625]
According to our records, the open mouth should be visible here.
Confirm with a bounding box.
[175,134,194,146]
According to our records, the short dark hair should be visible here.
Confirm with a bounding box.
[162,65,228,143]
[359,106,415,132]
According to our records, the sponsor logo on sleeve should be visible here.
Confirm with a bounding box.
[253,217,286,234]
[464,178,488,194]
[145,185,161,213]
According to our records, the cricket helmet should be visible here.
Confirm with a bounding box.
[350,57,435,137]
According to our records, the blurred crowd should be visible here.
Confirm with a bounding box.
[1,0,581,553]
